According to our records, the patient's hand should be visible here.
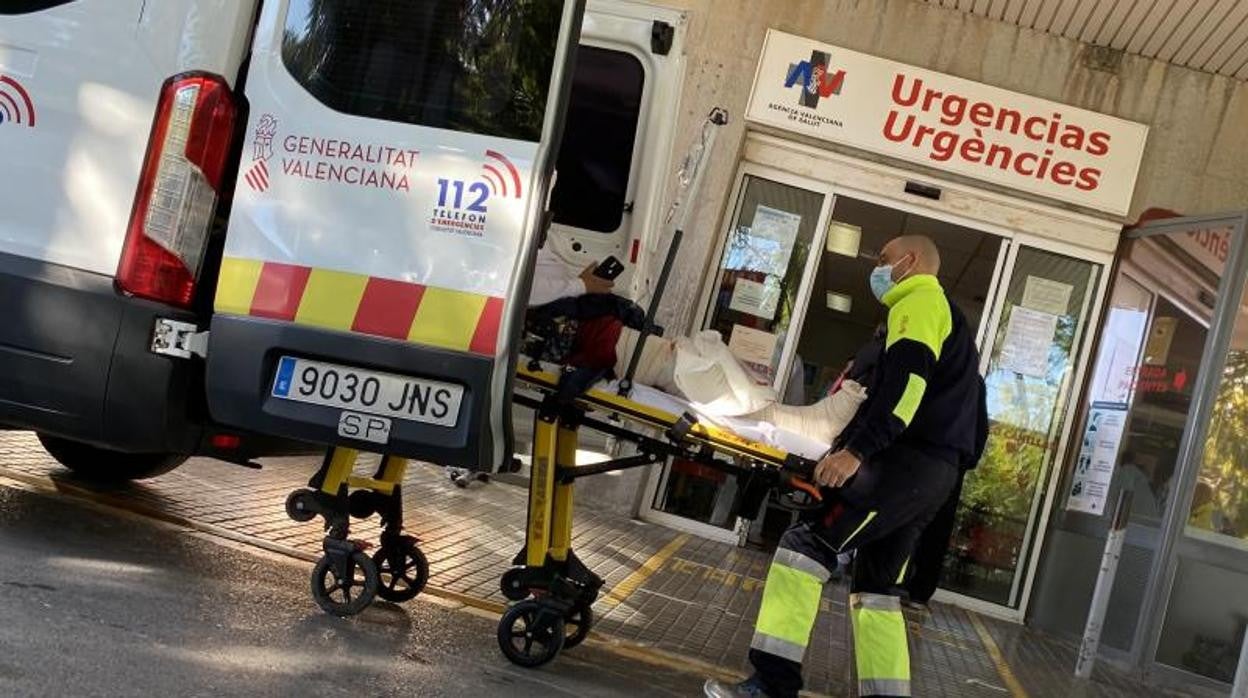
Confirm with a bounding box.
[580,264,615,295]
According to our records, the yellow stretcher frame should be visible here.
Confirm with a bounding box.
[513,363,820,570]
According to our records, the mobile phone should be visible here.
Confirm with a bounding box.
[593,255,625,280]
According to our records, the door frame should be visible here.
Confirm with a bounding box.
[690,160,838,391]
[640,161,837,541]
[1125,211,1248,691]
[743,141,1115,621]
[648,131,1122,620]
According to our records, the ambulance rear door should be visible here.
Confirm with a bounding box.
[205,0,584,470]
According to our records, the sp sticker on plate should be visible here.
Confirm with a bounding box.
[338,410,392,445]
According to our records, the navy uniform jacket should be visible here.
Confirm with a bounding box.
[836,275,988,470]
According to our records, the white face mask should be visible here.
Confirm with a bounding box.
[869,253,913,302]
[869,264,894,301]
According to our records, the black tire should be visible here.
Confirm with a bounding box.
[374,542,429,603]
[285,490,318,523]
[563,605,593,649]
[311,551,379,617]
[497,600,565,668]
[37,434,187,482]
[500,568,529,601]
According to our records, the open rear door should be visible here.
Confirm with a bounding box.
[206,0,584,470]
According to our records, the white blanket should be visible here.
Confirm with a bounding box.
[609,383,831,461]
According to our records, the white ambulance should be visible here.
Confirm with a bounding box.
[0,0,685,479]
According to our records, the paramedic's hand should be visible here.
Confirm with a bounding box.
[815,450,861,489]
[580,264,615,295]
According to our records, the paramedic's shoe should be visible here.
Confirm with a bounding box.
[703,677,769,698]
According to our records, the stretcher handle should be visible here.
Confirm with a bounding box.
[786,475,823,502]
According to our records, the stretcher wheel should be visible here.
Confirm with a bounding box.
[311,551,379,617]
[286,490,318,523]
[348,490,380,519]
[563,605,593,649]
[498,600,565,668]
[500,568,528,601]
[374,541,429,603]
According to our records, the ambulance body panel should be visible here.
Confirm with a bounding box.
[0,1,257,460]
[205,0,582,470]
[0,0,679,478]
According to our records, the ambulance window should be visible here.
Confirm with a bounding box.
[2,0,76,12]
[281,0,561,142]
[550,46,645,234]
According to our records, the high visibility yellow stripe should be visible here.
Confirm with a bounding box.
[839,510,878,550]
[851,594,911,689]
[295,268,369,331]
[408,287,488,350]
[755,561,823,649]
[895,557,910,585]
[894,373,928,426]
[214,257,263,314]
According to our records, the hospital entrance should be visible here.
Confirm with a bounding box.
[641,139,1115,620]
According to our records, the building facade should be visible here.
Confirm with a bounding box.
[550,1,1248,692]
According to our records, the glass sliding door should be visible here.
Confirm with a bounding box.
[942,245,1103,608]
[643,166,831,538]
[1147,213,1248,689]
[699,172,829,387]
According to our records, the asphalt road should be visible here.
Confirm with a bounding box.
[0,480,706,697]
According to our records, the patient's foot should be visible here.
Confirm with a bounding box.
[746,380,867,444]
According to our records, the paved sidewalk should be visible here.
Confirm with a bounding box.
[0,431,1185,697]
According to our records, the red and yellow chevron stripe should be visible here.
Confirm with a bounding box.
[214,257,503,356]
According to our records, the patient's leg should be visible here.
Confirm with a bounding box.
[614,328,678,392]
[746,381,867,445]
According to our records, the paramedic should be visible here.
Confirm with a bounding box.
[706,235,988,698]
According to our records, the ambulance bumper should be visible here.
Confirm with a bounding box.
[205,314,503,470]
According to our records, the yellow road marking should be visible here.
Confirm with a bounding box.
[968,609,1030,698]
[598,533,689,610]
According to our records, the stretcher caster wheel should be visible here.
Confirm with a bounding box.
[563,605,593,649]
[311,550,379,617]
[348,490,380,519]
[286,490,318,523]
[500,568,528,601]
[498,600,565,668]
[374,540,429,603]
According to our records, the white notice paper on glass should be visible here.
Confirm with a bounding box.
[1066,404,1128,515]
[1022,277,1073,316]
[729,278,782,319]
[725,206,802,277]
[727,324,779,367]
[750,206,801,274]
[999,306,1058,378]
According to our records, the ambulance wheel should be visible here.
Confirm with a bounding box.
[374,541,428,603]
[311,551,379,617]
[500,568,529,601]
[38,434,187,482]
[285,490,318,523]
[563,605,593,649]
[498,600,565,668]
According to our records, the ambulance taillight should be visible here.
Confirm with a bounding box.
[117,73,237,308]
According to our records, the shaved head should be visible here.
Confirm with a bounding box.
[880,235,940,278]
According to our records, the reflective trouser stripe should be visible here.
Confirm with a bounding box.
[838,510,878,550]
[895,557,910,586]
[851,593,911,697]
[751,549,830,662]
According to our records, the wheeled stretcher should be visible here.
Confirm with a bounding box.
[494,362,828,667]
